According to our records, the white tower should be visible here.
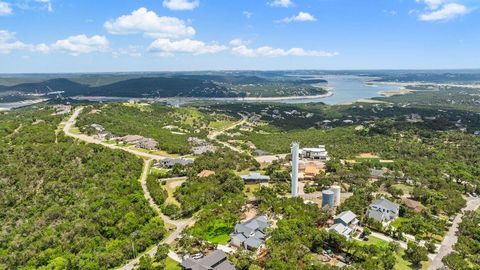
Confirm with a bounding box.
[291,142,300,197]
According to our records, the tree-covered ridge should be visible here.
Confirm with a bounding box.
[76,103,228,154]
[0,108,166,270]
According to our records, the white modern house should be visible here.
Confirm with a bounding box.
[301,145,329,161]
[330,210,359,238]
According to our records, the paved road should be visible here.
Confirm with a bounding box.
[208,113,248,153]
[62,108,194,269]
[117,160,195,270]
[428,197,480,270]
[64,107,169,160]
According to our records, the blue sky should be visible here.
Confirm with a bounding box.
[0,0,479,73]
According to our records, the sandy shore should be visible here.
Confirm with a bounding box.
[377,87,414,97]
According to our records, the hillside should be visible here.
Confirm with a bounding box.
[0,108,166,269]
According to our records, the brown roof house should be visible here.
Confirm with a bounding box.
[197,170,215,178]
[401,198,424,213]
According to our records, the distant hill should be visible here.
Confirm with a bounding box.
[88,77,241,97]
[0,73,329,99]
[5,78,89,96]
[0,77,244,98]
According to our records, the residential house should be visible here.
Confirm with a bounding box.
[197,170,215,178]
[192,145,216,155]
[137,138,158,150]
[330,210,358,238]
[181,250,235,270]
[401,198,424,213]
[303,165,320,180]
[367,197,399,223]
[334,211,359,227]
[330,223,353,239]
[369,168,388,181]
[155,158,194,169]
[118,135,144,144]
[241,172,270,184]
[301,145,328,161]
[230,215,269,251]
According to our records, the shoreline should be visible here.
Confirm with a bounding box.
[0,99,48,111]
[71,90,334,103]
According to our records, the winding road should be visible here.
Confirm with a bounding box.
[117,159,195,270]
[64,107,168,160]
[207,113,248,153]
[62,107,194,269]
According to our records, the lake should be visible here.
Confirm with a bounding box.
[282,75,403,104]
[2,75,403,109]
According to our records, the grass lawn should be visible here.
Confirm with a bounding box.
[209,120,236,131]
[355,236,390,249]
[207,233,231,245]
[164,179,185,206]
[191,220,232,245]
[244,183,261,200]
[356,236,429,270]
[165,257,181,270]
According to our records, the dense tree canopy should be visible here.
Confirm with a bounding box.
[0,108,166,270]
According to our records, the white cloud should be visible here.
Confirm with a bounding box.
[231,44,338,57]
[419,2,468,21]
[269,0,293,8]
[51,35,109,55]
[243,11,253,19]
[163,0,199,11]
[149,38,227,56]
[279,11,316,23]
[0,30,111,55]
[0,1,12,15]
[416,0,470,21]
[0,30,49,53]
[104,8,196,39]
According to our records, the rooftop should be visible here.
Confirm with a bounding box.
[181,250,235,270]
[241,172,270,181]
[335,210,358,225]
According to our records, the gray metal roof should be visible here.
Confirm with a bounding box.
[240,172,270,181]
[370,197,399,212]
[367,209,386,222]
[335,210,357,225]
[181,250,235,270]
[231,215,269,250]
[244,237,263,249]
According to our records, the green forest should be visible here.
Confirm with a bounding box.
[0,108,166,270]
